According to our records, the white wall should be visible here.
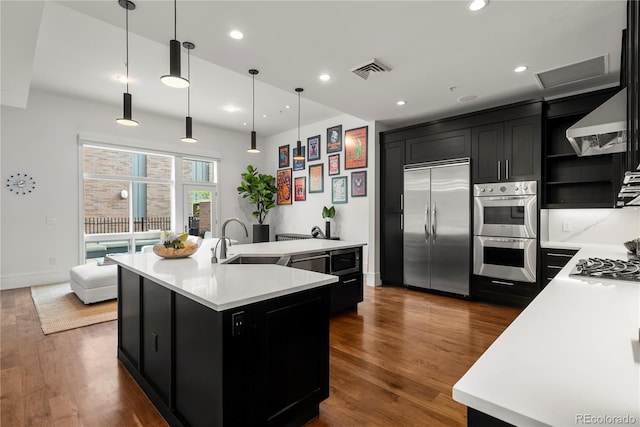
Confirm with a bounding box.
[1,90,268,289]
[542,207,640,245]
[264,114,381,286]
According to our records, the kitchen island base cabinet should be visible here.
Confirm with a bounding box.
[468,408,515,427]
[118,267,330,427]
[471,275,537,307]
[330,272,363,316]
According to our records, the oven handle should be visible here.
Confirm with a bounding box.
[290,254,330,264]
[476,195,533,202]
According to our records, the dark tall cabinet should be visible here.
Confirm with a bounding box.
[381,140,405,286]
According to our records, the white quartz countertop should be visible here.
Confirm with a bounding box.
[453,245,640,426]
[108,239,347,311]
[225,238,366,258]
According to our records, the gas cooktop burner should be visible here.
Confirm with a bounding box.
[570,258,640,282]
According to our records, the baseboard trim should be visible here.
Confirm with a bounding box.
[365,272,381,287]
[1,270,71,290]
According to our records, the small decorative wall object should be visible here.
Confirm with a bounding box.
[309,164,324,193]
[326,125,342,153]
[307,135,321,161]
[294,177,306,201]
[351,171,367,197]
[277,168,292,205]
[279,145,290,168]
[344,126,368,170]
[5,172,36,195]
[328,154,340,176]
[331,176,348,204]
[293,146,305,171]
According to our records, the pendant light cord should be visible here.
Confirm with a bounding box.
[187,49,191,115]
[125,4,129,93]
[297,91,301,140]
[173,0,177,39]
[252,73,255,132]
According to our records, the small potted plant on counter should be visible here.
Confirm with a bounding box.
[322,205,335,239]
[237,165,277,242]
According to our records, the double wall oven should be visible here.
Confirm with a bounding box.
[473,181,537,283]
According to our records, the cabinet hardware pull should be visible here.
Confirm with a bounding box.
[400,194,404,210]
[547,253,574,258]
[401,214,404,230]
[497,161,501,180]
[492,279,514,286]
[343,278,357,284]
[152,332,158,352]
[547,265,563,269]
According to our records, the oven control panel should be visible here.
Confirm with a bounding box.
[474,181,537,197]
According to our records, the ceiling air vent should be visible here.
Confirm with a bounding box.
[350,58,392,80]
[534,55,608,89]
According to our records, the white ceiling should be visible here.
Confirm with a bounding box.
[1,1,627,136]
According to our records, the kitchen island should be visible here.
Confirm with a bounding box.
[453,244,640,426]
[110,240,343,427]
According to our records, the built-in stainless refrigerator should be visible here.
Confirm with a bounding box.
[403,159,470,296]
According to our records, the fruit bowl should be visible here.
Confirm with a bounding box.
[153,242,199,259]
[623,238,639,254]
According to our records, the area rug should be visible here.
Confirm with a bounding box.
[30,283,117,335]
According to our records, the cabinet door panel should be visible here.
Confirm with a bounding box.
[405,129,471,164]
[381,213,404,285]
[472,123,503,183]
[118,267,140,367]
[142,278,172,404]
[382,140,405,213]
[504,116,541,181]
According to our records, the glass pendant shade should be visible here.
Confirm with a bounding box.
[161,40,189,88]
[116,92,139,126]
[180,116,197,143]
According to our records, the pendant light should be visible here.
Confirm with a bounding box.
[116,0,138,126]
[293,88,305,160]
[247,69,260,153]
[160,0,189,88]
[180,42,197,143]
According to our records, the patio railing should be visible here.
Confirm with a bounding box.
[84,216,171,234]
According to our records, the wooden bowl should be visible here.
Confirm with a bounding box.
[152,242,199,259]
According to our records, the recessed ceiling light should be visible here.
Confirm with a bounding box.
[469,0,488,11]
[115,74,129,84]
[319,74,331,81]
[285,105,290,109]
[396,100,407,106]
[514,65,529,73]
[458,95,478,102]
[224,105,238,112]
[229,30,244,40]
[262,114,267,118]
[242,122,247,126]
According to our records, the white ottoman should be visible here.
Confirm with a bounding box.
[69,264,118,304]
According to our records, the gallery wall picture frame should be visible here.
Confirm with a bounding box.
[294,176,306,201]
[278,145,290,168]
[351,171,367,197]
[328,154,340,176]
[277,168,292,205]
[309,164,324,193]
[344,126,368,170]
[326,125,342,153]
[307,135,321,161]
[331,176,348,204]
[293,146,305,171]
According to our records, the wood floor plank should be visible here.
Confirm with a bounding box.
[1,285,520,426]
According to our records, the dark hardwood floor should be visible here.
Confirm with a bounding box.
[1,285,520,426]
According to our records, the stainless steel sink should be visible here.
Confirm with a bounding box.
[224,256,282,265]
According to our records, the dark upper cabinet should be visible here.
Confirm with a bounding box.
[382,140,405,213]
[405,128,471,165]
[472,115,541,183]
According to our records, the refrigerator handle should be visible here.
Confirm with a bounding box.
[400,194,404,210]
[401,214,403,230]
[424,206,430,241]
[497,160,501,181]
[432,203,437,243]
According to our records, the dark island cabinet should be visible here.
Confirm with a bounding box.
[472,115,541,183]
[541,247,578,288]
[117,267,330,427]
[405,128,471,164]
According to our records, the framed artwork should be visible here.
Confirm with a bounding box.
[276,168,292,205]
[307,135,321,161]
[293,146,305,171]
[331,176,348,204]
[278,145,290,168]
[294,177,306,201]
[344,126,368,170]
[326,125,342,153]
[351,171,367,197]
[309,164,324,193]
[328,154,340,176]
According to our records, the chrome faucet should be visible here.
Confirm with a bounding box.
[212,218,248,262]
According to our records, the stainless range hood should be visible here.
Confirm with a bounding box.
[566,88,627,156]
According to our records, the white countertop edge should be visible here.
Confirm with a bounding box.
[226,239,367,258]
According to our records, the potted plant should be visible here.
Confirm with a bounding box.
[237,165,277,242]
[322,205,335,239]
